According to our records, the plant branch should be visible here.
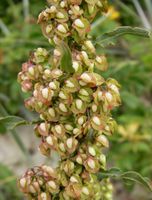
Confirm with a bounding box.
[0,19,10,36]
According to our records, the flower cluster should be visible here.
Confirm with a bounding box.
[19,165,113,200]
[38,0,108,44]
[18,0,121,199]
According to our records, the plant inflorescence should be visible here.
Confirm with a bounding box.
[18,0,121,199]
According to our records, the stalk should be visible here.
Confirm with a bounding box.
[23,0,30,20]
[132,0,151,29]
[0,19,10,36]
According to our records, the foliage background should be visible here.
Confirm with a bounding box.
[0,0,152,199]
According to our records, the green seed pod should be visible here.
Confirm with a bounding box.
[46,134,58,149]
[96,134,109,148]
[39,142,51,156]
[21,80,33,93]
[65,137,78,154]
[52,124,66,138]
[84,157,100,173]
[42,165,57,178]
[41,107,59,122]
[35,122,50,137]
[95,55,108,71]
[61,160,75,176]
[56,9,69,23]
[81,186,90,198]
[75,154,84,165]
[83,40,96,54]
[38,6,57,23]
[58,170,69,187]
[38,192,51,200]
[91,115,106,131]
[77,115,86,126]
[59,191,71,200]
[80,72,104,87]
[19,177,27,192]
[64,124,74,133]
[71,99,87,114]
[46,180,59,194]
[78,87,93,102]
[32,48,48,64]
[67,0,82,5]
[57,102,70,115]
[99,154,107,169]
[56,23,70,37]
[69,5,83,20]
[50,69,63,79]
[65,182,82,199]
[72,61,83,74]
[64,77,80,93]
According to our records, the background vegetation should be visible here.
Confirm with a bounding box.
[0,0,152,199]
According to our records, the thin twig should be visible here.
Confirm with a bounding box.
[0,19,10,36]
[145,0,152,22]
[91,15,109,31]
[115,0,139,20]
[132,0,151,29]
[23,0,30,20]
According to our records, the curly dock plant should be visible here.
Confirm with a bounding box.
[18,0,121,199]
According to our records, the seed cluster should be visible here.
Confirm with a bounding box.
[18,0,121,199]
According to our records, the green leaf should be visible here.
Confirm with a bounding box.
[95,26,152,47]
[121,171,152,191]
[0,116,28,131]
[60,42,74,73]
[97,168,152,192]
[0,115,42,131]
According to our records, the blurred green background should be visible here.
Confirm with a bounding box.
[0,0,152,199]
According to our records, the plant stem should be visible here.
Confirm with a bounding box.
[11,129,29,156]
[132,0,151,29]
[145,0,152,22]
[115,0,139,20]
[91,15,109,31]
[0,19,10,36]
[23,0,30,20]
